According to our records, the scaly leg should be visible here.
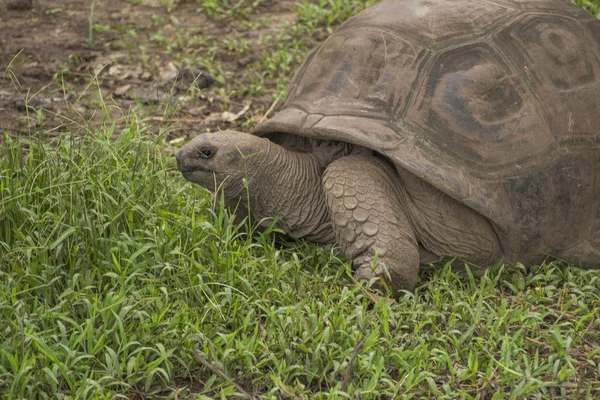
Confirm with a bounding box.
[323,155,420,294]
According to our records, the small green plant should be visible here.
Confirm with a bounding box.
[295,0,379,31]
[572,0,600,16]
[150,13,164,26]
[223,35,251,54]
[160,0,180,13]
[151,30,168,46]
[45,7,63,16]
[197,0,268,20]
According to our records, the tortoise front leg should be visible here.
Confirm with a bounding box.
[323,155,420,294]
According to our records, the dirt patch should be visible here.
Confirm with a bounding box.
[0,0,302,140]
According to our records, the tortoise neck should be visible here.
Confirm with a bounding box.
[246,141,335,243]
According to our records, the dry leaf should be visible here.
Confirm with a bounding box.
[114,84,132,97]
[221,103,251,122]
[169,137,186,144]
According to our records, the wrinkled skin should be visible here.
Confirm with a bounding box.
[176,130,501,296]
[176,131,349,242]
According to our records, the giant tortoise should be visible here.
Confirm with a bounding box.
[176,0,600,294]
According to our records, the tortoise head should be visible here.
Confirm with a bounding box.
[176,130,270,197]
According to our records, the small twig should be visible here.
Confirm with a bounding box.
[348,275,396,304]
[475,369,498,399]
[543,382,600,390]
[363,289,397,305]
[341,341,364,392]
[258,94,281,124]
[525,336,548,347]
[257,311,267,342]
[557,310,575,321]
[397,367,415,389]
[277,382,303,400]
[530,306,575,321]
[149,116,209,123]
[581,317,596,338]
[192,349,254,399]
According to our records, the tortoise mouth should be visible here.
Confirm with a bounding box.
[178,165,213,174]
[181,171,194,179]
[176,151,214,174]
[180,169,217,186]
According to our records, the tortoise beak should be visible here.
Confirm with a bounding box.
[176,149,216,187]
[175,149,195,172]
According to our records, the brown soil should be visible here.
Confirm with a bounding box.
[0,0,299,141]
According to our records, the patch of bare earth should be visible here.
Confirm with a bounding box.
[0,0,300,141]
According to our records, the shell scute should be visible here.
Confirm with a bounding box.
[406,42,553,170]
[496,14,600,138]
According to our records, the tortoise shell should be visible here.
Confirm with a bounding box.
[252,0,600,267]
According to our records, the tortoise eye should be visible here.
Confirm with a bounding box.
[198,149,214,159]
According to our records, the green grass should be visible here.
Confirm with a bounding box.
[197,0,270,19]
[2,0,600,398]
[1,117,600,399]
[574,0,600,15]
[295,0,379,31]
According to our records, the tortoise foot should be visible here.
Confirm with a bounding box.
[323,155,420,295]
